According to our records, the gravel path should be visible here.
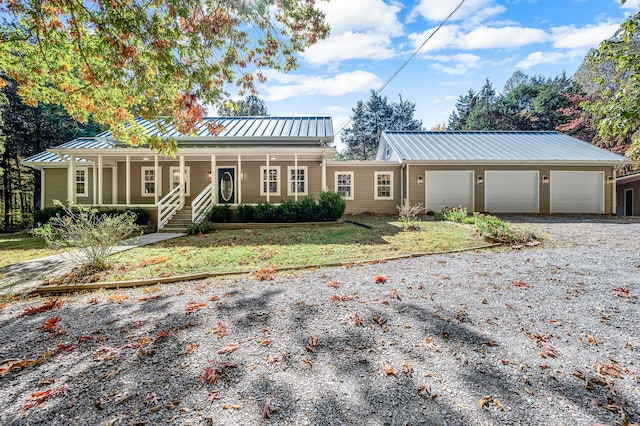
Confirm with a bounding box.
[1,217,639,426]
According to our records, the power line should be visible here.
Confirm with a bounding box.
[334,0,468,138]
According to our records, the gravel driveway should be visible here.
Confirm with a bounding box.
[1,217,639,426]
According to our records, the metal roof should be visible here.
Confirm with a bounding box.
[381,131,625,162]
[56,138,116,149]
[97,116,334,139]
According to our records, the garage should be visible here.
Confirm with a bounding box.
[425,171,474,212]
[550,171,604,213]
[485,171,539,213]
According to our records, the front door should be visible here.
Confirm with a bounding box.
[625,189,633,216]
[218,168,235,204]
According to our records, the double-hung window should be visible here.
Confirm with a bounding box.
[288,166,308,196]
[335,171,354,200]
[170,166,190,196]
[260,166,280,196]
[374,171,393,200]
[141,166,161,197]
[76,167,88,197]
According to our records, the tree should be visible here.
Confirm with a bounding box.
[579,9,640,157]
[218,95,268,116]
[341,91,423,160]
[0,0,328,155]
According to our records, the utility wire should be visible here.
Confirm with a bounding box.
[334,0,468,138]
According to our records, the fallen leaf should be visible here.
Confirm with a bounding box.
[20,298,65,316]
[185,300,206,315]
[262,399,279,419]
[217,343,239,355]
[374,275,387,284]
[381,363,395,377]
[512,281,533,289]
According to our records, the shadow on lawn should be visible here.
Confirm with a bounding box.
[0,273,635,425]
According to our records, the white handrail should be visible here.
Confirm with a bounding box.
[157,185,184,230]
[192,183,213,223]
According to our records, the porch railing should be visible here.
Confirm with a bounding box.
[192,183,214,223]
[157,185,184,230]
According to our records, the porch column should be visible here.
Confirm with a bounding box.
[98,155,103,205]
[237,154,242,204]
[179,155,185,203]
[92,162,97,205]
[125,155,131,205]
[211,155,216,205]
[112,162,118,205]
[154,155,159,204]
[405,164,410,204]
[265,154,270,203]
[41,169,46,209]
[321,153,327,192]
[294,154,298,201]
[69,155,76,205]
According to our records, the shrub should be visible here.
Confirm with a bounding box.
[276,200,299,223]
[397,199,423,231]
[207,204,232,222]
[254,202,277,222]
[187,220,214,235]
[317,191,346,221]
[474,214,537,244]
[237,204,255,222]
[129,208,151,226]
[31,201,140,269]
[442,206,468,222]
[297,197,319,222]
[33,206,65,225]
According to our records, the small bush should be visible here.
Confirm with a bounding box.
[129,208,151,226]
[397,199,423,231]
[31,201,140,269]
[426,210,435,216]
[254,202,277,222]
[473,214,537,245]
[207,204,232,222]
[317,191,346,221]
[33,206,65,225]
[237,204,255,222]
[297,197,319,222]
[276,200,299,223]
[187,220,214,235]
[442,206,468,222]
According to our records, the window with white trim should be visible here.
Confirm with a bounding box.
[287,166,308,196]
[260,166,280,196]
[76,167,88,197]
[141,166,162,197]
[170,166,190,196]
[374,171,393,200]
[335,171,354,200]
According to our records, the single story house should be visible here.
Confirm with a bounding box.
[22,117,626,231]
[616,172,640,216]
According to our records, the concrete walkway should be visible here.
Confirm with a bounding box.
[0,233,185,296]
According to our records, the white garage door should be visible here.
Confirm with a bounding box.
[425,171,474,212]
[550,171,604,214]
[485,171,539,213]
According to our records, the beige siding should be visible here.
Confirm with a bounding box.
[327,164,402,214]
[43,168,68,207]
[616,180,640,215]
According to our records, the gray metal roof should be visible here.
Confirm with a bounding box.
[97,116,334,139]
[381,131,625,162]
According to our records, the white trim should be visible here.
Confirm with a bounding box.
[260,165,280,196]
[170,166,191,196]
[287,165,308,196]
[334,171,354,200]
[374,171,394,200]
[624,188,634,216]
[76,167,89,198]
[141,166,162,197]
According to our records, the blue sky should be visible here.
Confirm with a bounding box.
[236,0,638,151]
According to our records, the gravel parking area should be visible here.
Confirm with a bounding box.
[1,217,639,425]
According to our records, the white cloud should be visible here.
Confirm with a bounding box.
[516,51,568,69]
[620,0,640,9]
[423,53,482,75]
[412,0,504,23]
[551,22,620,49]
[409,25,549,52]
[261,71,381,102]
[302,0,403,66]
[302,32,397,66]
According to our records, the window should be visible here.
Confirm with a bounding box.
[260,166,280,196]
[76,167,88,197]
[374,171,393,200]
[141,166,162,197]
[170,166,190,196]
[335,171,354,200]
[288,166,308,196]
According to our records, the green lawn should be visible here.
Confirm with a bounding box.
[0,232,65,268]
[106,217,487,282]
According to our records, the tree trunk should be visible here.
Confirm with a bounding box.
[2,150,12,231]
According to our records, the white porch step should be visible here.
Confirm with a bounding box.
[160,206,193,232]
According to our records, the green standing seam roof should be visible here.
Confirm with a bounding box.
[380,131,625,162]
